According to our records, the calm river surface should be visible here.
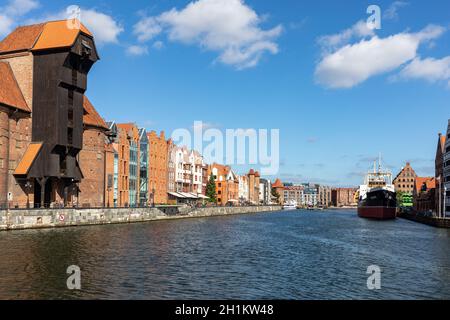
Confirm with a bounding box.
[0,209,449,300]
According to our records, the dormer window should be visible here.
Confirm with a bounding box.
[81,40,92,57]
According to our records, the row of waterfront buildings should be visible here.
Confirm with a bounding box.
[272,181,358,208]
[0,19,358,210]
[0,19,277,208]
[392,121,450,217]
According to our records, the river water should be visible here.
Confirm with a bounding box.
[0,209,449,300]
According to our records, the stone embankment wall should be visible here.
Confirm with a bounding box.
[0,205,282,231]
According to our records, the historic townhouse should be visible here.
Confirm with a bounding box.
[169,145,207,200]
[105,121,118,207]
[208,163,239,206]
[113,124,130,206]
[413,177,436,213]
[139,128,149,206]
[444,120,450,216]
[393,162,417,194]
[435,132,446,216]
[0,20,99,208]
[116,124,140,207]
[247,169,260,205]
[148,131,169,205]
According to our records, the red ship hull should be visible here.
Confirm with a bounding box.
[358,207,397,220]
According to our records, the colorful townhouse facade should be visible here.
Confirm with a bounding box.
[148,131,170,205]
[208,163,239,206]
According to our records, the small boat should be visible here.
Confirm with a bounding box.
[283,200,297,210]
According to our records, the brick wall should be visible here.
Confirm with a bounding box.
[0,53,34,109]
[78,128,106,207]
[148,131,168,204]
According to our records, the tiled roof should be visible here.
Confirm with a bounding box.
[13,142,43,176]
[0,20,92,55]
[415,177,436,193]
[0,61,30,112]
[0,23,44,54]
[440,135,446,151]
[83,96,108,130]
[272,179,284,188]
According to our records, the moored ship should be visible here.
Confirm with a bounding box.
[283,200,297,210]
[358,157,397,220]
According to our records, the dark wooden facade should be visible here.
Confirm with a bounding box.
[29,34,99,207]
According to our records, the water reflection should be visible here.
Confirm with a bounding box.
[0,210,449,299]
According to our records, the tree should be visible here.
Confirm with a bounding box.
[271,187,280,204]
[206,174,217,203]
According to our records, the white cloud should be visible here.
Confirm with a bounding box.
[384,1,409,20]
[315,25,446,89]
[0,15,14,36]
[5,0,39,15]
[397,56,450,84]
[126,45,148,56]
[133,17,162,42]
[0,0,39,36]
[133,0,283,69]
[80,9,123,45]
[317,20,375,52]
[24,6,123,45]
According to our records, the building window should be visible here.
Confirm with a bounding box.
[67,128,73,145]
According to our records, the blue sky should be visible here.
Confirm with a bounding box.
[1,0,449,186]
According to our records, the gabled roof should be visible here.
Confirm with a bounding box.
[0,19,93,55]
[440,134,446,151]
[83,96,108,130]
[415,177,436,193]
[0,61,30,112]
[0,23,45,54]
[393,162,417,182]
[272,179,284,188]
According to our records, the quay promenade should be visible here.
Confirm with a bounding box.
[0,205,282,232]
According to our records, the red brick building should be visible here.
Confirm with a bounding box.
[148,131,169,205]
[331,188,358,207]
[247,169,261,205]
[78,97,110,207]
[208,163,239,206]
[413,177,436,213]
[393,162,417,194]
